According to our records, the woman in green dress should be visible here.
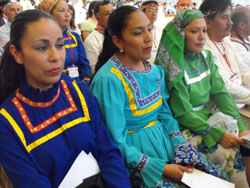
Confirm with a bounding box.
[155,9,250,188]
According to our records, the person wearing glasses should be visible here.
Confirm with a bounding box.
[141,0,161,63]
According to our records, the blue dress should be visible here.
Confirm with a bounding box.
[90,55,186,187]
[0,75,131,188]
[63,29,91,84]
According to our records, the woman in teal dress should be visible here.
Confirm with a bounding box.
[155,9,250,187]
[91,6,228,188]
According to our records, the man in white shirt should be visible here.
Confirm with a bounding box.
[200,0,250,106]
[200,0,250,185]
[0,1,21,48]
[83,1,113,75]
[230,6,250,79]
[141,0,161,63]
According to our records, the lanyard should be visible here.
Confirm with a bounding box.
[65,31,75,66]
[211,39,233,72]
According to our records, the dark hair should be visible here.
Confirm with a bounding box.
[0,9,57,104]
[94,0,111,15]
[95,5,139,73]
[68,4,76,30]
[231,10,248,30]
[199,0,232,20]
[86,1,98,19]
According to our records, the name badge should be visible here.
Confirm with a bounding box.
[230,73,242,86]
[67,66,79,78]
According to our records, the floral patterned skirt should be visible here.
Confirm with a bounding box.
[130,143,229,188]
[182,129,249,188]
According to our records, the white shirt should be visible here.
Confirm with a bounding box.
[150,25,162,63]
[205,36,250,105]
[230,36,250,88]
[83,30,104,75]
[0,21,11,48]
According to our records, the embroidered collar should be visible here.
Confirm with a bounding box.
[17,80,61,105]
[110,55,160,108]
[111,55,152,73]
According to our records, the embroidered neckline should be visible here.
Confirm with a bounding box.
[112,55,152,73]
[12,80,77,134]
[111,56,161,108]
[184,53,207,75]
[16,87,60,108]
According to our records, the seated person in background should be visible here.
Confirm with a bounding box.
[0,9,131,188]
[155,9,250,188]
[176,0,192,13]
[141,0,161,63]
[80,1,98,41]
[91,6,229,188]
[0,1,21,48]
[231,6,250,79]
[200,0,250,107]
[68,4,81,36]
[84,0,113,75]
[0,2,6,27]
[38,0,91,84]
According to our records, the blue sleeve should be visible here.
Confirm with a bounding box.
[75,33,91,84]
[0,113,51,188]
[80,85,131,188]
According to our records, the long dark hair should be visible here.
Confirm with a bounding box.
[95,5,139,73]
[69,4,76,30]
[0,9,57,104]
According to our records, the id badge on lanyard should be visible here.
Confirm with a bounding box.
[67,65,79,78]
[230,72,242,86]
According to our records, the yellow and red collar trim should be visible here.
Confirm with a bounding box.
[11,80,77,134]
[0,80,91,153]
[64,31,78,48]
[15,87,60,108]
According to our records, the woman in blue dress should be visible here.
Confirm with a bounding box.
[38,0,91,84]
[91,6,229,188]
[0,9,130,188]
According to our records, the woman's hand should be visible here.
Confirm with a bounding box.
[219,132,245,148]
[239,130,250,138]
[163,164,193,182]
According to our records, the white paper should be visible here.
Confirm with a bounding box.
[181,168,234,188]
[241,134,250,149]
[58,150,100,188]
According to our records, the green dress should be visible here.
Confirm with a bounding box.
[155,9,249,187]
[169,50,246,148]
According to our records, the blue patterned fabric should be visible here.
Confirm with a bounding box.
[173,143,229,180]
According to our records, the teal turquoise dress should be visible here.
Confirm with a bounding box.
[91,55,229,187]
[91,55,186,187]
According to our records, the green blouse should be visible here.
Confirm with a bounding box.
[168,50,247,148]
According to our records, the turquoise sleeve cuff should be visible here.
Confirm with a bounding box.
[141,157,165,187]
[169,133,186,149]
